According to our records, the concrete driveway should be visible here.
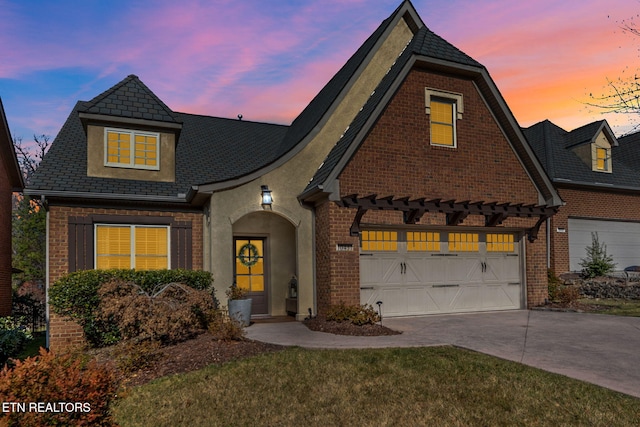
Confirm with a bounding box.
[246,310,640,399]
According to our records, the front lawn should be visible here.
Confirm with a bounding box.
[113,346,639,426]
[578,298,640,317]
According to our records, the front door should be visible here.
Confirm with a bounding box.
[234,237,268,315]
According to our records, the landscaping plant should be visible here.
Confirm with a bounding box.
[326,302,380,326]
[580,232,616,278]
[0,348,119,427]
[0,316,33,366]
[48,269,215,347]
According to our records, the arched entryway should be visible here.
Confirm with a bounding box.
[232,211,296,316]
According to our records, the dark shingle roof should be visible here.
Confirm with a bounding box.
[522,120,640,189]
[29,104,288,199]
[79,74,181,124]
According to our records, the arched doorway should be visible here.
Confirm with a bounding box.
[232,211,296,316]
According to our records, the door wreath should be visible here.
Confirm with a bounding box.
[238,243,260,267]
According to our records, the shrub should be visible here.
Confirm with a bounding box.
[98,280,217,344]
[49,269,215,347]
[0,317,33,366]
[556,285,580,305]
[580,232,616,278]
[0,348,119,426]
[547,269,562,302]
[208,309,246,341]
[326,302,381,326]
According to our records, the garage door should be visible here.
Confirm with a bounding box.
[568,218,640,272]
[360,230,523,317]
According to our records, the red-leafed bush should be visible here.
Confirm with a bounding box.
[0,348,119,427]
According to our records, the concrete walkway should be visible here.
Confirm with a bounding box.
[246,310,640,399]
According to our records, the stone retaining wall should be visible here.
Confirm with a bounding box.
[562,276,640,299]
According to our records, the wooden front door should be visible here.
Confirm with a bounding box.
[234,237,268,315]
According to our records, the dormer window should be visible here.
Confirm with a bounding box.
[595,147,609,171]
[105,128,159,170]
[591,131,612,173]
[425,88,463,148]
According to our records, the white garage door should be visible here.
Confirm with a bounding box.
[568,218,640,272]
[360,230,523,317]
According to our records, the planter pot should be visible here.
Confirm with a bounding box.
[228,298,252,326]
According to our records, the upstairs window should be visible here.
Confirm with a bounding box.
[105,128,159,170]
[425,89,463,148]
[595,146,610,172]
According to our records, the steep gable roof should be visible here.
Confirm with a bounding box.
[300,15,561,207]
[522,119,640,190]
[78,74,181,125]
[0,98,24,191]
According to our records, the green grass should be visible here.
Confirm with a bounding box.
[113,346,639,427]
[579,298,640,317]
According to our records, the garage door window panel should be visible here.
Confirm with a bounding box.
[448,233,479,252]
[361,230,398,251]
[486,233,515,252]
[407,231,441,251]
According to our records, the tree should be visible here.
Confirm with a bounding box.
[11,135,50,283]
[579,232,616,279]
[588,12,640,133]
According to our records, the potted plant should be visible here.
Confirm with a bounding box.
[226,283,252,327]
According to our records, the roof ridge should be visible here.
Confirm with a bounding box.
[79,74,181,124]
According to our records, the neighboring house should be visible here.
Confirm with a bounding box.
[523,120,640,273]
[0,98,25,316]
[27,1,562,350]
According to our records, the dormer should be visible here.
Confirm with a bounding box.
[566,121,618,174]
[78,75,182,183]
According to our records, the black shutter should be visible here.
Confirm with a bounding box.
[68,216,94,271]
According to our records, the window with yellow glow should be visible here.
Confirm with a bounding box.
[361,231,398,251]
[448,233,479,252]
[105,128,159,170]
[596,147,609,171]
[234,239,265,293]
[95,225,169,270]
[486,233,515,252]
[407,231,441,251]
[430,99,456,147]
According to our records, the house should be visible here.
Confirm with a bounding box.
[523,120,640,273]
[27,1,562,350]
[0,98,25,316]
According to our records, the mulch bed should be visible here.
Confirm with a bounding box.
[303,316,401,336]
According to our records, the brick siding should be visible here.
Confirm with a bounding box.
[549,186,640,274]
[48,205,203,351]
[315,68,550,313]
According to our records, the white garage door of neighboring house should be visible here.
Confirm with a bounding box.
[568,218,640,272]
[360,230,523,317]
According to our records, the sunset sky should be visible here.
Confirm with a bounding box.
[1,0,639,146]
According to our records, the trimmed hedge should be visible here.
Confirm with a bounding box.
[49,269,215,347]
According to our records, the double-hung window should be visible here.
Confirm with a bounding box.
[95,224,169,270]
[105,128,159,170]
[425,88,463,148]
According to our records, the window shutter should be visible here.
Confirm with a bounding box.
[171,221,192,269]
[68,216,94,271]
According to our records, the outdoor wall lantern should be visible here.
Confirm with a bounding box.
[261,185,273,209]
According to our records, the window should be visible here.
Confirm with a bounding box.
[596,147,609,171]
[95,224,169,270]
[361,231,398,251]
[425,88,463,148]
[105,128,159,170]
[448,233,479,252]
[407,231,441,251]
[430,98,456,146]
[486,233,515,252]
